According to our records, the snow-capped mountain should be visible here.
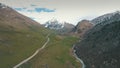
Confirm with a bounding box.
[91,11,120,25]
[44,19,64,29]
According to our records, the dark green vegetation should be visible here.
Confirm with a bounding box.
[20,34,81,68]
[75,21,120,68]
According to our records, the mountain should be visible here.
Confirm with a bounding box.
[74,12,120,68]
[58,22,75,34]
[44,19,64,30]
[0,3,42,31]
[91,11,120,25]
[0,3,49,68]
[44,19,75,34]
[72,20,93,37]
[63,22,74,30]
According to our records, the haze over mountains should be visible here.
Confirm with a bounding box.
[1,0,120,25]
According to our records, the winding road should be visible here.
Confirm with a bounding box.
[72,45,85,68]
[13,34,50,68]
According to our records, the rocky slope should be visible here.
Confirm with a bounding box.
[74,14,120,68]
[72,20,93,37]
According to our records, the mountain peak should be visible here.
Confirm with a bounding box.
[44,19,64,29]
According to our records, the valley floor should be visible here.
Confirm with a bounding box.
[19,34,82,68]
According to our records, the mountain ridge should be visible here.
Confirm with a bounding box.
[91,11,120,25]
[75,11,120,68]
[0,3,42,31]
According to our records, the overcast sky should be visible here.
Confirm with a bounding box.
[0,0,120,25]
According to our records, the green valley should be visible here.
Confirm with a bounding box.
[20,34,81,68]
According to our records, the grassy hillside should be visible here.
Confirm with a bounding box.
[0,26,51,68]
[20,34,81,68]
[0,4,52,68]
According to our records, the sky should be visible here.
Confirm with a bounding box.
[0,0,120,25]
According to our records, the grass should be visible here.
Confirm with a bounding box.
[0,27,50,68]
[20,34,82,68]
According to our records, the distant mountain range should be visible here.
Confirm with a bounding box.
[44,19,64,29]
[74,11,120,68]
[43,19,75,34]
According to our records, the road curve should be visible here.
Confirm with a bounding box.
[72,45,85,68]
[13,34,50,68]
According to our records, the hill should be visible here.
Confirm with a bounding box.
[74,14,120,68]
[0,3,49,68]
[72,20,93,37]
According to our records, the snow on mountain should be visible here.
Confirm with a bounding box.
[44,19,64,30]
[91,11,120,25]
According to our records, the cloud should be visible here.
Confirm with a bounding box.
[14,7,55,13]
[35,8,55,12]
